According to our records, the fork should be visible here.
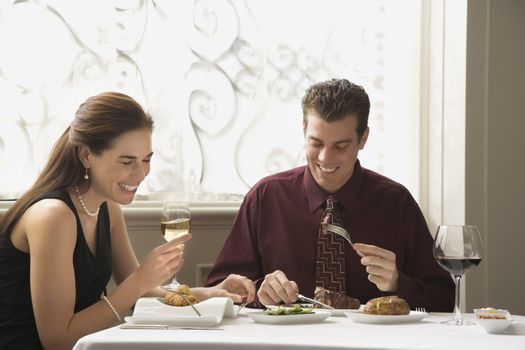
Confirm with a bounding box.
[326,224,353,245]
[297,294,335,309]
[415,307,427,313]
[237,302,248,314]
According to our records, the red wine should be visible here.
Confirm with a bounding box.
[436,257,482,276]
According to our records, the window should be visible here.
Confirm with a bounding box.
[0,0,423,202]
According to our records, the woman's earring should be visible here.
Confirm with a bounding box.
[84,168,89,180]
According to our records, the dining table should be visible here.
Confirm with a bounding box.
[73,310,525,350]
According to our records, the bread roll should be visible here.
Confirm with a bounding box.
[364,296,410,315]
[164,284,199,306]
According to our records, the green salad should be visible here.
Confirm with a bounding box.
[264,304,314,315]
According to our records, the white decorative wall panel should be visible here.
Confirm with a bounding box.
[0,0,422,201]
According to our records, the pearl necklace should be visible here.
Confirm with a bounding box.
[74,186,100,217]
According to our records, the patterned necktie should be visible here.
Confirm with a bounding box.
[315,196,347,293]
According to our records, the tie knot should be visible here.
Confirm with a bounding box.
[326,196,338,210]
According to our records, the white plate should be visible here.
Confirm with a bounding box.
[124,297,237,327]
[247,310,331,325]
[265,304,364,317]
[345,311,428,324]
[124,315,220,327]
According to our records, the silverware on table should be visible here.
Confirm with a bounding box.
[120,324,224,330]
[297,294,335,309]
[237,302,248,313]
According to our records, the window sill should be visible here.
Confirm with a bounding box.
[0,200,241,230]
[122,201,240,229]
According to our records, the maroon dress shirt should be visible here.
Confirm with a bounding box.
[206,160,454,311]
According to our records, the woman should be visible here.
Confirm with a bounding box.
[0,92,255,349]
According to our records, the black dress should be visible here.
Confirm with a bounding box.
[0,189,112,349]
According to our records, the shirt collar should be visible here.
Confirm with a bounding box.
[303,159,364,214]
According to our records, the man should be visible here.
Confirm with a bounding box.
[206,79,454,311]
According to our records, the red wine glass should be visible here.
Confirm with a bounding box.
[433,225,483,325]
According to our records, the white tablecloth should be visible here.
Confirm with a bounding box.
[73,312,525,350]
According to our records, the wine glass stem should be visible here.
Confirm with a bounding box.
[453,275,463,323]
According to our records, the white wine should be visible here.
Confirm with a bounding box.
[161,218,191,242]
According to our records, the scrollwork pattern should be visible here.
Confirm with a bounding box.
[0,0,420,199]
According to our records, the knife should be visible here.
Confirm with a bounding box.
[120,324,224,330]
[297,294,335,309]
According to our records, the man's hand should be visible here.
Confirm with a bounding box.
[353,243,399,292]
[257,270,299,305]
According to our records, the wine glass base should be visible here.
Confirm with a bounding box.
[441,319,476,326]
[161,281,181,292]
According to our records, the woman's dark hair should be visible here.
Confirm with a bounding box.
[0,92,153,235]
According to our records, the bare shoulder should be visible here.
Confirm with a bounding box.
[25,198,75,224]
[24,199,77,245]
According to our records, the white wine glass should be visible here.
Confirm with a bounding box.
[433,225,483,325]
[160,199,191,291]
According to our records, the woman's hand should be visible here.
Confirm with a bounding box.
[133,233,192,295]
[193,274,256,303]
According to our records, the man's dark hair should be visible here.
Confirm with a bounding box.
[301,78,370,137]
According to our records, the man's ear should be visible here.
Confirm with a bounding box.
[358,127,370,150]
[78,145,91,168]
